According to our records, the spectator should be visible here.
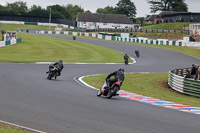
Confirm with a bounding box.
[185,70,191,79]
[190,15,193,22]
[191,64,197,79]
[196,66,200,80]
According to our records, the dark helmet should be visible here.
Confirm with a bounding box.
[118,68,124,72]
[59,60,63,63]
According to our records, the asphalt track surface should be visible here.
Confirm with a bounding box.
[0,34,200,133]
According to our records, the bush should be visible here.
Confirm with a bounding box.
[0,32,2,41]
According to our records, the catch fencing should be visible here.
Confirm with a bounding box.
[0,14,76,26]
[66,28,190,35]
[168,68,200,97]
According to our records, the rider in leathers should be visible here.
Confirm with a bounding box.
[47,60,64,76]
[106,68,125,90]
[124,53,129,64]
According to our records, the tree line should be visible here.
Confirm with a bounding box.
[0,1,85,20]
[0,0,188,21]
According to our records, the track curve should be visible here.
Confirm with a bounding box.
[0,34,200,133]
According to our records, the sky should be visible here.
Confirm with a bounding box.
[0,0,199,17]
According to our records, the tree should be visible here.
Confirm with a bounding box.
[66,5,84,20]
[85,10,92,13]
[147,0,188,13]
[171,0,188,12]
[28,5,48,17]
[48,5,69,19]
[96,6,118,14]
[6,1,28,15]
[116,0,137,20]
[135,17,145,25]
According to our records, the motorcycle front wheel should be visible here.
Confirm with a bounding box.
[97,89,102,97]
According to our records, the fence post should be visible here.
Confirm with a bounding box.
[166,41,169,45]
[160,40,163,45]
[172,41,176,46]
[156,40,159,45]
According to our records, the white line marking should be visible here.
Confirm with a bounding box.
[0,120,47,133]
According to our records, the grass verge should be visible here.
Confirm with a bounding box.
[0,24,55,31]
[83,73,200,107]
[0,33,124,63]
[0,32,2,41]
[141,22,198,30]
[0,123,31,133]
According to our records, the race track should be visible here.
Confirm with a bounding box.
[0,34,200,133]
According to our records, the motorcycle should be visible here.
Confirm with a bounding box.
[47,66,59,80]
[97,79,121,99]
[73,36,76,40]
[124,58,128,65]
[135,50,140,58]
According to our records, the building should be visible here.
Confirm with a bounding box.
[76,13,134,29]
[145,11,200,24]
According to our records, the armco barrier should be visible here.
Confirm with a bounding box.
[16,38,22,43]
[168,68,200,97]
[5,40,11,46]
[0,38,22,48]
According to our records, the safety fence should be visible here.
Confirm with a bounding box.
[38,30,190,47]
[168,68,200,97]
[0,21,75,29]
[84,28,190,35]
[0,38,22,47]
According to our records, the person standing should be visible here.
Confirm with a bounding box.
[191,64,197,79]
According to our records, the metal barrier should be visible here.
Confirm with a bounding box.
[168,68,200,97]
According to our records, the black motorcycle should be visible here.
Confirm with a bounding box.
[97,79,121,99]
[135,50,140,58]
[73,36,76,40]
[124,58,128,65]
[47,67,59,80]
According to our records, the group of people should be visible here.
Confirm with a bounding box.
[185,64,200,80]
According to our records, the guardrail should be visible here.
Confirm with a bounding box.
[168,68,200,97]
[0,38,22,48]
[63,28,190,34]
[38,30,193,46]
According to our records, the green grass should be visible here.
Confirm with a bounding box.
[83,73,200,107]
[141,22,198,30]
[0,124,30,133]
[0,24,55,31]
[0,32,2,41]
[0,33,124,63]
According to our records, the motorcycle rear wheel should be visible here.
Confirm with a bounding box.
[107,86,118,99]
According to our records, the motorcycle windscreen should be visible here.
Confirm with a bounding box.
[101,82,107,89]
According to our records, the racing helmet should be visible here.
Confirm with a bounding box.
[118,67,124,72]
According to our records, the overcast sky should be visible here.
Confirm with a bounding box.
[0,0,199,17]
